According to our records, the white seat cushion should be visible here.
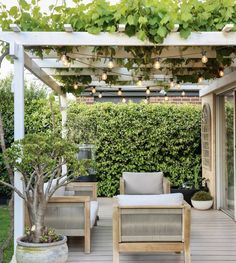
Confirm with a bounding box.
[90,201,99,228]
[116,193,184,206]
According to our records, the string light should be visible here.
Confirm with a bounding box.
[198,75,204,83]
[137,77,143,86]
[219,68,224,77]
[92,86,96,94]
[117,88,122,96]
[101,72,108,81]
[108,58,114,69]
[98,92,102,98]
[176,81,181,89]
[73,83,78,89]
[146,87,151,95]
[201,51,208,64]
[170,78,175,88]
[153,58,161,69]
[144,97,148,104]
[61,54,67,63]
[182,90,186,96]
[122,97,126,103]
[164,95,169,101]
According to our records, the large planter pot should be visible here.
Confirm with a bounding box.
[191,199,213,210]
[16,236,68,263]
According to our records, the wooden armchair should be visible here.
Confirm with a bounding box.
[113,195,191,263]
[45,182,98,253]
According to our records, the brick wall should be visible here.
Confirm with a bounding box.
[149,96,201,105]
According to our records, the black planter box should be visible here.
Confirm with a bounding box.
[171,188,198,206]
[75,174,97,182]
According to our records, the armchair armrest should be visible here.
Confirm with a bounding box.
[163,177,171,194]
[66,182,97,201]
[120,178,125,194]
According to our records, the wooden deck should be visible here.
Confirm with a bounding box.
[68,198,236,263]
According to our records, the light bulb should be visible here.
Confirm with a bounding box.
[198,76,203,83]
[144,98,148,104]
[182,90,186,96]
[201,51,208,64]
[92,87,96,94]
[164,95,169,101]
[170,79,174,88]
[154,59,161,69]
[61,54,67,63]
[137,79,142,86]
[122,97,126,103]
[219,68,224,77]
[108,59,114,69]
[118,88,122,96]
[74,83,78,89]
[98,92,102,98]
[146,87,151,95]
[63,59,70,67]
[101,72,107,81]
[176,81,181,89]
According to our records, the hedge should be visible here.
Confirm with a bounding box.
[67,102,202,197]
[0,76,60,197]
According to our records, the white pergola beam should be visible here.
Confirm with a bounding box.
[32,58,208,68]
[10,24,21,32]
[222,24,234,32]
[27,47,217,59]
[24,53,63,94]
[2,32,236,46]
[64,24,73,33]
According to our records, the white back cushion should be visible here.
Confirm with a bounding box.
[44,179,65,196]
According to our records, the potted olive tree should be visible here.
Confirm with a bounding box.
[191,191,213,210]
[0,132,84,263]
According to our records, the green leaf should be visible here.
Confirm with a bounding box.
[138,16,148,25]
[157,26,167,37]
[137,30,146,41]
[127,15,135,25]
[180,28,191,39]
[9,6,18,17]
[125,25,136,37]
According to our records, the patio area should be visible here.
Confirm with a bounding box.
[68,198,236,263]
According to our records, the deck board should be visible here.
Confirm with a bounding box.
[68,198,236,263]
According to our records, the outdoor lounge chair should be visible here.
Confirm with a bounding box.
[45,182,98,253]
[120,172,171,195]
[113,193,191,263]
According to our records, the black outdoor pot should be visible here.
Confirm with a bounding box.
[75,174,97,182]
[171,187,198,206]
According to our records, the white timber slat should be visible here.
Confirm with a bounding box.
[24,53,63,94]
[1,32,236,46]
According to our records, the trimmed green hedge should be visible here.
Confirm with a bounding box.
[67,102,202,197]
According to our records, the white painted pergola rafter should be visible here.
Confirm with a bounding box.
[1,29,236,262]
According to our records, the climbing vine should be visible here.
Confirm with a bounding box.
[1,0,236,93]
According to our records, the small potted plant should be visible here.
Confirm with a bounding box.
[191,191,213,210]
[0,132,83,263]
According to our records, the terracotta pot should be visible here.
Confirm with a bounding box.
[16,236,68,263]
[191,199,213,210]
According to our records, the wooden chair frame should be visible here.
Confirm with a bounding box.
[113,201,191,263]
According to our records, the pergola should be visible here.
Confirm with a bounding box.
[1,24,236,257]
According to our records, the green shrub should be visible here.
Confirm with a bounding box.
[0,76,60,197]
[192,191,213,201]
[67,102,202,197]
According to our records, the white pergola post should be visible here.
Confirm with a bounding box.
[12,44,25,253]
[60,94,68,175]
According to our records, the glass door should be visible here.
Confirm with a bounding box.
[220,91,235,217]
